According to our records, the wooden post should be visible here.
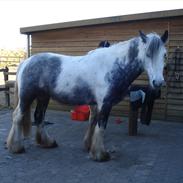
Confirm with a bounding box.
[27,34,31,57]
[128,101,140,136]
[140,100,155,125]
[3,66,10,107]
[128,109,138,136]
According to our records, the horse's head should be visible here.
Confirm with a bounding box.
[139,30,168,89]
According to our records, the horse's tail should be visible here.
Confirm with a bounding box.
[13,79,19,109]
[14,68,31,137]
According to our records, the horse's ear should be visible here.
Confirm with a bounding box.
[161,30,168,44]
[98,40,110,48]
[139,30,147,43]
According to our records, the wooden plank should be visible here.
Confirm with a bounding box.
[167,109,183,116]
[169,42,183,47]
[167,67,183,72]
[113,102,165,111]
[167,99,183,105]
[169,26,183,33]
[167,85,183,89]
[31,47,94,53]
[4,72,16,76]
[32,41,101,48]
[167,104,183,111]
[31,50,85,56]
[169,16,183,25]
[167,88,183,94]
[167,93,183,99]
[166,116,183,122]
[32,31,166,43]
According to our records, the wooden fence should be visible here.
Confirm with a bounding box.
[0,56,25,67]
[0,56,25,107]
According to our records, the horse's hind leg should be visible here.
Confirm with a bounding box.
[83,105,97,151]
[6,81,32,153]
[6,105,25,153]
[34,97,58,148]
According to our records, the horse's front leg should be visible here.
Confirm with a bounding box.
[90,103,112,162]
[83,105,97,151]
[34,97,58,148]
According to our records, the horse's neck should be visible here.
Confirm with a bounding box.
[104,59,143,104]
[124,61,142,84]
[112,59,143,91]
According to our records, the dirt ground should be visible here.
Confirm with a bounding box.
[0,109,183,183]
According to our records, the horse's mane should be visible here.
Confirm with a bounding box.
[146,33,162,59]
[87,39,132,56]
[87,32,162,59]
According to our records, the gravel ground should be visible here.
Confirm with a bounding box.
[0,109,183,183]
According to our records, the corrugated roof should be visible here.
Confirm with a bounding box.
[20,9,183,34]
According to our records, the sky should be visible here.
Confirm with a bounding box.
[0,0,183,50]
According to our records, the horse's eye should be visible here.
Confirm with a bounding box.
[164,54,168,67]
[164,53,167,60]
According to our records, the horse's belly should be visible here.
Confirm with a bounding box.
[51,87,96,105]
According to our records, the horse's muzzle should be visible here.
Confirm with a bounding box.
[152,79,166,88]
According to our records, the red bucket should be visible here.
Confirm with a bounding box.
[74,105,90,113]
[71,105,90,121]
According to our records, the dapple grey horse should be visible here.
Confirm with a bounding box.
[7,30,168,161]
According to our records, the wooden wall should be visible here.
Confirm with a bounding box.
[167,17,183,121]
[31,17,183,122]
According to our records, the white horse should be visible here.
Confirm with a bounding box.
[6,30,168,161]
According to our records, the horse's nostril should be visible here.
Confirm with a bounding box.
[152,80,156,87]
[153,80,160,88]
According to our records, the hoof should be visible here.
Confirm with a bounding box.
[7,142,25,154]
[38,140,58,149]
[45,140,58,148]
[36,131,58,148]
[90,151,111,162]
